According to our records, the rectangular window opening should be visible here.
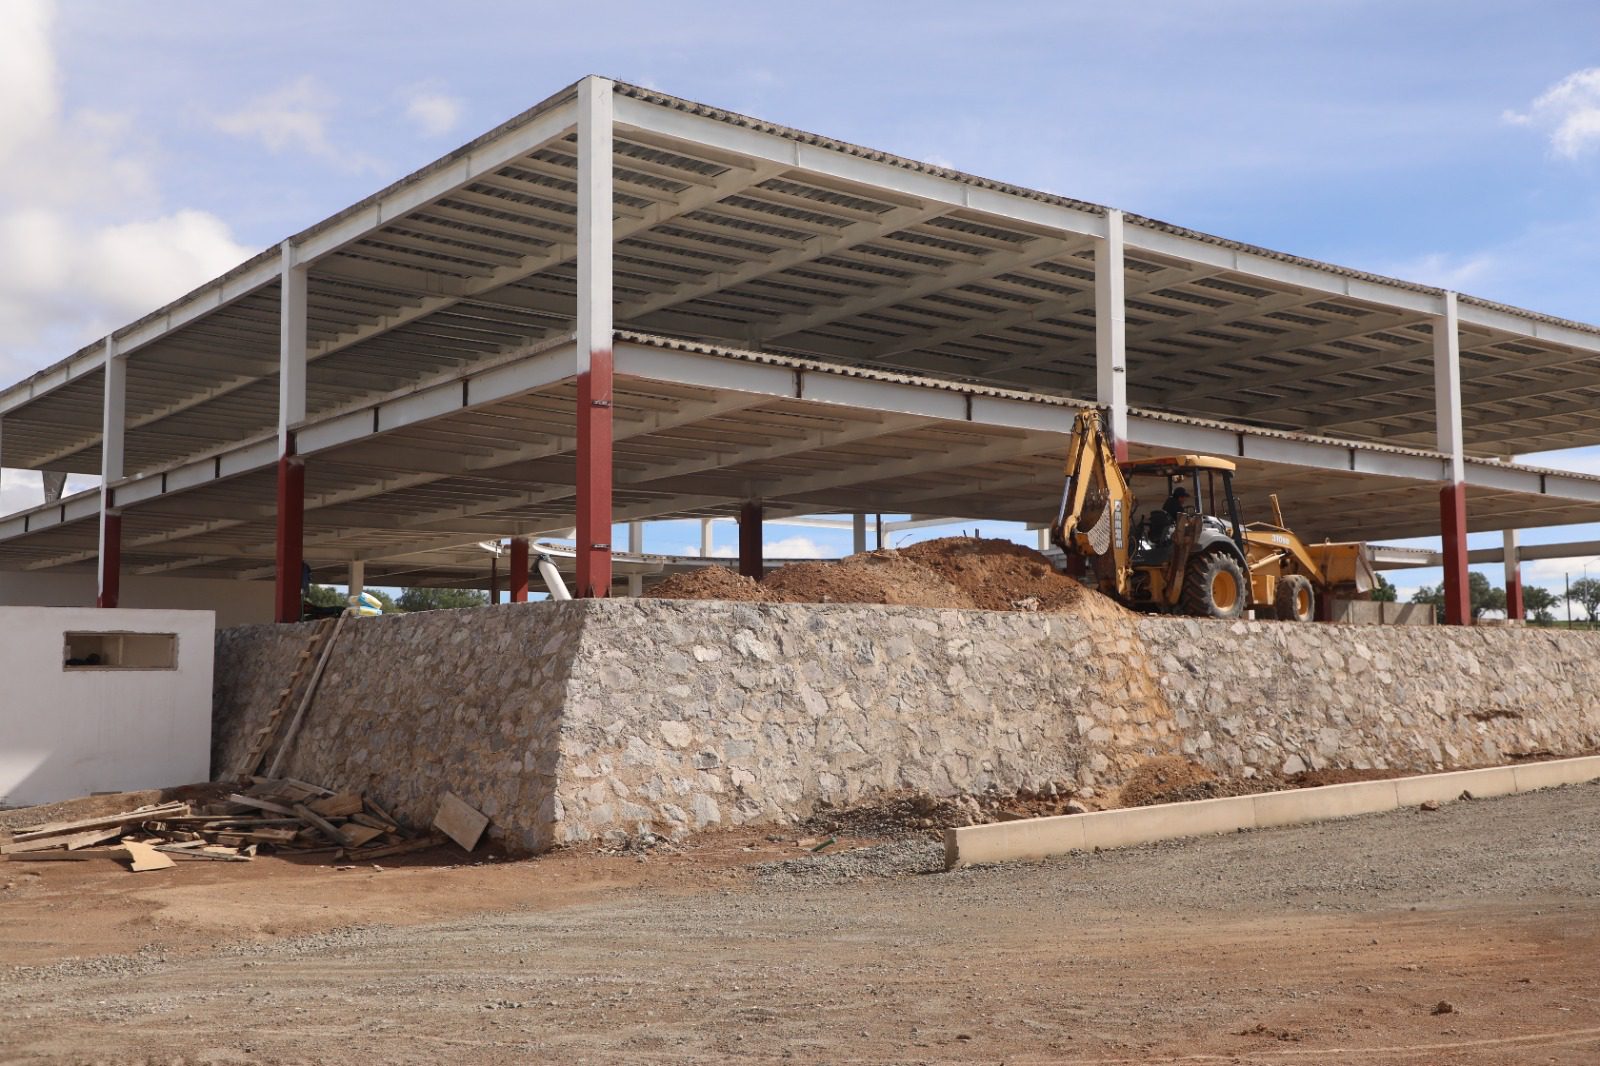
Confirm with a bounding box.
[63,631,178,670]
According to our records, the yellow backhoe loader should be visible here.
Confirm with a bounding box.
[1049,409,1374,621]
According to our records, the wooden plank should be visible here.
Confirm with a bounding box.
[348,812,397,833]
[66,826,124,851]
[4,851,90,862]
[293,803,355,848]
[13,802,188,842]
[308,792,363,818]
[356,834,445,860]
[155,845,252,862]
[2,837,69,855]
[340,824,386,848]
[432,794,488,852]
[124,840,176,872]
[225,794,298,816]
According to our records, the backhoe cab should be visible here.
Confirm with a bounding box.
[1050,410,1374,621]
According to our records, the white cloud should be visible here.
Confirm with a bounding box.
[216,75,335,156]
[405,88,463,138]
[1505,67,1600,160]
[673,535,831,560]
[215,75,379,172]
[0,0,250,380]
[1380,250,1497,291]
[0,468,98,517]
[764,535,830,559]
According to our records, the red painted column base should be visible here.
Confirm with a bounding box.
[510,537,530,603]
[1506,567,1525,622]
[274,453,306,624]
[1440,482,1470,626]
[97,510,121,609]
[739,500,764,579]
[575,349,614,598]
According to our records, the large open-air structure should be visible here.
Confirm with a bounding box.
[4,76,1600,624]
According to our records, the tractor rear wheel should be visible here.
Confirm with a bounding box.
[1274,573,1316,622]
[1181,550,1248,620]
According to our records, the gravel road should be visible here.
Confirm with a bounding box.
[5,783,1600,1064]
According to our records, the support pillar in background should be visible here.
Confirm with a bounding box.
[627,522,644,597]
[510,537,530,603]
[739,500,763,579]
[1503,529,1524,621]
[1497,528,1523,617]
[1433,291,1470,626]
[699,517,714,557]
[273,453,305,623]
[1095,208,1129,463]
[275,239,308,623]
[490,554,500,605]
[348,560,365,600]
[574,76,615,598]
[852,513,867,555]
[97,336,125,608]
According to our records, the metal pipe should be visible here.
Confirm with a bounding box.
[537,552,573,601]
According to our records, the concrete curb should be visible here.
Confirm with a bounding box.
[943,754,1600,870]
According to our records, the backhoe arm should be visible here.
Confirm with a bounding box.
[1049,409,1135,595]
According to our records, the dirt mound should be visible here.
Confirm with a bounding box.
[1118,757,1229,807]
[762,552,977,608]
[899,537,1129,617]
[648,535,1128,618]
[804,788,1089,839]
[648,565,768,602]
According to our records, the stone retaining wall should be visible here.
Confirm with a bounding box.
[212,600,1600,851]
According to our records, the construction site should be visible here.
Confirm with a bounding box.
[5,76,1600,1064]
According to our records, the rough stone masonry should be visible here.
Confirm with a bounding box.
[213,599,1600,852]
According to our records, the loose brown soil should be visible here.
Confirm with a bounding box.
[5,784,1600,1064]
[649,535,1129,617]
[762,552,977,608]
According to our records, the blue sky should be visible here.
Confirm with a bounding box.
[2,0,1599,598]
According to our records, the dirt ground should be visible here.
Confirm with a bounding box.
[4,784,1600,1064]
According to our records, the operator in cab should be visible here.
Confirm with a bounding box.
[1162,485,1192,519]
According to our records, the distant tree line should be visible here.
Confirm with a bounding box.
[304,585,490,614]
[1407,572,1595,626]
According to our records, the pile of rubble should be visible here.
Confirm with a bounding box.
[0,777,447,870]
[649,535,1129,618]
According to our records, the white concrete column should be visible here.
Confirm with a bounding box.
[1037,527,1049,551]
[97,337,126,606]
[852,513,867,555]
[626,520,644,598]
[575,76,615,377]
[1433,291,1464,485]
[1095,208,1128,456]
[348,560,365,599]
[278,241,307,453]
[700,517,714,558]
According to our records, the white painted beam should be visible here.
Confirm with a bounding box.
[279,242,308,454]
[1434,292,1465,485]
[1095,209,1128,449]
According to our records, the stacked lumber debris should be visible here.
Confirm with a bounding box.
[0,777,442,869]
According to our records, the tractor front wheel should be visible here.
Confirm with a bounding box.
[1181,551,1248,620]
[1274,573,1316,622]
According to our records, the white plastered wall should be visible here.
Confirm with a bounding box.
[0,607,215,807]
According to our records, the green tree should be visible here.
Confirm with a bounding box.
[305,583,345,609]
[1567,577,1600,625]
[395,586,489,613]
[1411,572,1505,622]
[1522,585,1560,625]
[1371,574,1398,602]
